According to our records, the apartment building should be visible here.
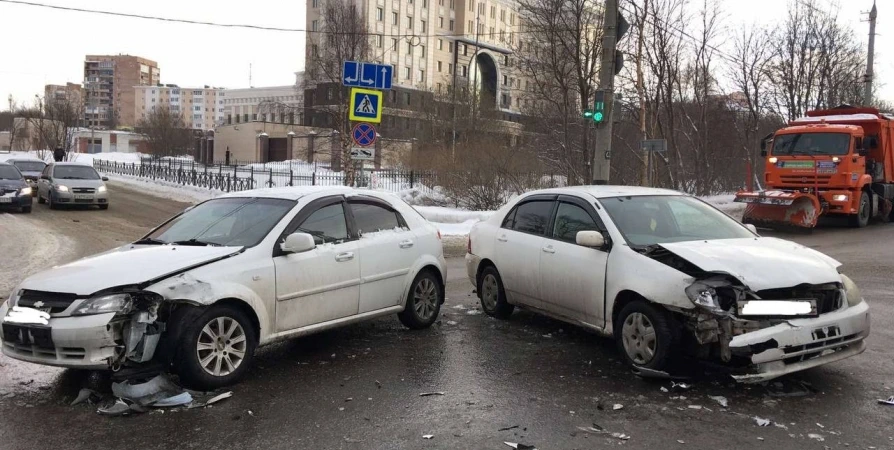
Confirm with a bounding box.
[221,84,303,126]
[306,0,525,107]
[84,55,160,128]
[134,85,226,131]
[44,83,84,111]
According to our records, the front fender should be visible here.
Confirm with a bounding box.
[144,272,271,342]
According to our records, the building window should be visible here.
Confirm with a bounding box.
[404,92,411,105]
[407,15,413,29]
[502,75,507,86]
[407,41,413,54]
[376,35,383,47]
[510,13,515,25]
[449,19,454,31]
[312,0,318,7]
[463,44,469,56]
[450,0,454,9]
[421,19,427,32]
[377,7,383,21]
[437,83,443,93]
[478,3,484,15]
[421,45,426,57]
[418,69,425,82]
[491,5,496,18]
[468,20,473,32]
[501,9,506,22]
[501,94,508,106]
[311,20,318,31]
[437,61,442,72]
[404,67,411,79]
[392,38,399,50]
[449,42,453,53]
[437,38,443,50]
[439,0,444,5]
[423,0,428,7]
[194,106,201,111]
[448,63,453,74]
[392,12,398,25]
[461,65,468,77]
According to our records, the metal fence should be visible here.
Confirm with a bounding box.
[92,158,436,194]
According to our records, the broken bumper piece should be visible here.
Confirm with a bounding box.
[0,309,121,369]
[729,300,869,383]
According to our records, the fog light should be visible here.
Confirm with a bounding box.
[768,157,778,163]
[832,194,848,202]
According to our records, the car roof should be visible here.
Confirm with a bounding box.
[51,162,95,166]
[525,185,684,199]
[217,185,382,201]
[6,157,46,162]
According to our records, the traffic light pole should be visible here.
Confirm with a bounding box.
[591,0,619,185]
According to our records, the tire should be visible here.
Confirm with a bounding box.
[849,191,870,228]
[173,304,258,390]
[37,193,45,204]
[478,265,514,319]
[99,204,109,210]
[398,271,443,330]
[614,300,678,372]
[47,192,57,210]
[21,206,31,214]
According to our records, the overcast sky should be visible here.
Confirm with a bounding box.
[0,0,889,109]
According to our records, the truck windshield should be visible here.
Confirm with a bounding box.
[771,132,851,156]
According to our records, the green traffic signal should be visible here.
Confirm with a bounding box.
[593,111,604,122]
[583,110,594,118]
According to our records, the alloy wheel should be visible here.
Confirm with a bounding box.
[196,316,247,377]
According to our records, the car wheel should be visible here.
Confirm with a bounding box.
[850,191,870,228]
[47,192,57,210]
[174,304,257,390]
[478,265,514,319]
[99,204,109,210]
[37,193,45,204]
[21,206,31,214]
[398,271,443,330]
[614,300,677,371]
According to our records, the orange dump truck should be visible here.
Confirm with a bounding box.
[735,105,894,230]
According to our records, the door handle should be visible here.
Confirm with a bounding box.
[542,246,555,254]
[335,252,354,262]
[399,239,414,248]
[497,235,508,242]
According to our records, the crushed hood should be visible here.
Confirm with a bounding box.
[19,245,242,296]
[659,237,841,291]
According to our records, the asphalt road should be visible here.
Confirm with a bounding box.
[0,185,892,450]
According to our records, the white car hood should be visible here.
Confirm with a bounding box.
[659,237,842,291]
[19,245,242,296]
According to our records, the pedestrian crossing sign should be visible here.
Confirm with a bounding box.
[349,87,383,123]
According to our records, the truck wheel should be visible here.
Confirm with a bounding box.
[614,300,678,372]
[850,191,870,228]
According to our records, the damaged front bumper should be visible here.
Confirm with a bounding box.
[0,309,121,369]
[729,300,869,383]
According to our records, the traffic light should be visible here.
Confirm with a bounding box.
[593,90,606,123]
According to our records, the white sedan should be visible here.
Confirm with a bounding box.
[466,186,869,383]
[1,186,446,388]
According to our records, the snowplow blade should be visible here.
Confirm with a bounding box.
[734,191,821,230]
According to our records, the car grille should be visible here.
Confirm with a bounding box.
[74,198,94,203]
[0,188,17,195]
[779,175,833,186]
[72,188,95,194]
[753,285,843,315]
[17,290,80,314]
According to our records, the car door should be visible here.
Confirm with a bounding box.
[273,196,361,332]
[539,195,609,326]
[38,164,52,199]
[493,195,557,308]
[348,197,417,314]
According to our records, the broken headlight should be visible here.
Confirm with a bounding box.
[72,293,134,316]
[840,274,864,307]
[685,284,724,313]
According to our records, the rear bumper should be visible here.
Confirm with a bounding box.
[730,300,870,383]
[0,305,121,370]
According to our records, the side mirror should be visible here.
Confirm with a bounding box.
[744,224,758,235]
[101,176,109,181]
[280,232,316,254]
[576,230,605,249]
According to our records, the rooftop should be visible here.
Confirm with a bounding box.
[218,185,356,201]
[530,185,684,199]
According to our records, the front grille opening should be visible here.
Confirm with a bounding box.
[754,284,843,315]
[17,290,80,314]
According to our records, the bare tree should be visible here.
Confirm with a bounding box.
[304,0,373,185]
[137,107,193,158]
[19,94,82,160]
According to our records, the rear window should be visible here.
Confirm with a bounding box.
[510,200,553,235]
[11,161,46,172]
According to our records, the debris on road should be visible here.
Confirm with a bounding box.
[766,380,816,397]
[186,391,233,409]
[754,417,771,427]
[688,405,703,410]
[670,382,691,391]
[807,433,825,442]
[577,424,630,440]
[632,367,690,380]
[153,392,192,407]
[612,404,624,410]
[498,425,520,431]
[97,399,132,416]
[708,395,729,408]
[466,309,482,316]
[504,442,537,450]
[660,387,669,393]
[422,434,434,439]
[877,396,894,405]
[419,392,445,397]
[71,388,100,406]
[111,373,183,407]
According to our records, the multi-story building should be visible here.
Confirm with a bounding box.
[44,83,84,111]
[134,85,226,131]
[84,55,160,129]
[220,74,304,126]
[304,0,529,139]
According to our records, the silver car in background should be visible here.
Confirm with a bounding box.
[37,162,110,210]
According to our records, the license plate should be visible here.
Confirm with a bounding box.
[74,194,93,200]
[737,299,817,317]
[0,197,10,203]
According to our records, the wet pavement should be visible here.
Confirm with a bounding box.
[1,185,893,449]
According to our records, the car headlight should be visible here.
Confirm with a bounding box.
[840,274,864,307]
[19,187,31,196]
[72,293,133,316]
[685,282,724,313]
[97,185,107,193]
[55,185,69,192]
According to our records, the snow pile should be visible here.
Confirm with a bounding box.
[413,206,494,236]
[106,174,220,204]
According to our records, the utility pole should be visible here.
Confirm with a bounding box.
[864,1,877,106]
[591,0,628,184]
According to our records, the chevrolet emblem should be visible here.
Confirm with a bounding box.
[33,301,45,309]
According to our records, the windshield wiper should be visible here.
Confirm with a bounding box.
[168,239,221,247]
[133,237,166,245]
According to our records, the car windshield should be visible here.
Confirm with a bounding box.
[12,161,46,172]
[771,132,851,156]
[53,165,100,180]
[0,166,23,180]
[145,197,295,247]
[600,195,754,247]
